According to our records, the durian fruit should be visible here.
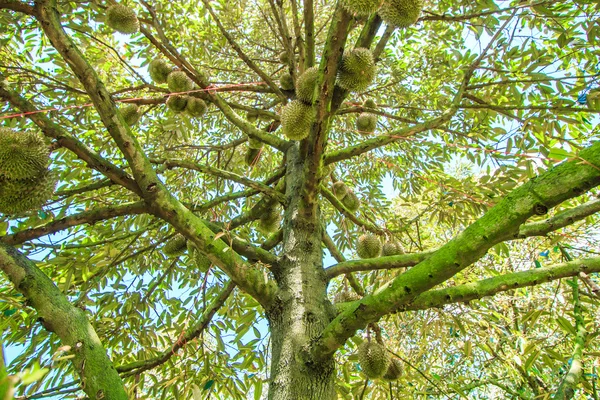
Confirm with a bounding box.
[0,128,49,180]
[148,59,171,84]
[163,234,187,257]
[382,240,403,256]
[279,51,290,64]
[106,4,139,35]
[167,71,193,93]
[185,97,207,118]
[120,103,141,126]
[378,0,423,29]
[258,206,281,233]
[0,171,56,215]
[280,100,315,141]
[340,0,382,16]
[246,110,259,123]
[356,113,377,134]
[166,95,188,113]
[280,73,295,91]
[364,98,377,109]
[383,358,403,381]
[337,48,376,92]
[186,240,211,273]
[356,233,381,259]
[358,340,390,379]
[245,147,261,167]
[296,66,319,104]
[342,191,360,212]
[333,181,348,199]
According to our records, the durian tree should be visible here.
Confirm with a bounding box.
[1,0,600,399]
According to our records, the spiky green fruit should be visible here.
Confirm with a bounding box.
[281,100,315,140]
[337,48,376,92]
[120,103,141,126]
[358,340,390,379]
[245,147,261,166]
[383,358,403,381]
[163,234,187,257]
[167,71,193,93]
[378,0,423,29]
[279,51,290,64]
[106,4,139,35]
[382,240,403,256]
[0,129,49,180]
[356,113,377,134]
[0,171,56,215]
[340,0,382,16]
[166,95,188,113]
[258,206,281,233]
[333,181,348,199]
[246,110,259,123]
[342,191,360,212]
[186,241,211,273]
[364,98,377,108]
[185,97,207,118]
[357,233,381,259]
[280,73,294,91]
[148,59,171,84]
[296,67,319,104]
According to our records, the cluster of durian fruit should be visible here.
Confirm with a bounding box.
[341,0,423,29]
[356,232,403,259]
[163,233,211,273]
[358,339,403,381]
[332,180,361,213]
[0,128,56,214]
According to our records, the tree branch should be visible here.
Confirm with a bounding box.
[0,0,36,15]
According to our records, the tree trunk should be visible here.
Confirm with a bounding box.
[266,145,337,400]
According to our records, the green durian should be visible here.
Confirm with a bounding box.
[0,171,56,215]
[105,4,139,35]
[0,129,49,180]
[280,73,295,91]
[167,71,193,93]
[258,206,281,233]
[378,0,423,29]
[280,100,315,140]
[185,97,207,118]
[337,48,376,92]
[364,98,377,108]
[163,234,187,257]
[340,0,382,16]
[148,59,171,84]
[356,113,377,134]
[333,181,348,199]
[382,240,403,256]
[358,340,390,379]
[356,233,381,259]
[120,103,141,126]
[296,66,319,104]
[245,147,261,167]
[186,240,211,273]
[341,191,360,212]
[383,358,403,381]
[166,95,188,113]
[279,51,290,63]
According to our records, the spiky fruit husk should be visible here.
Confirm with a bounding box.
[382,240,403,256]
[163,234,187,257]
[333,181,348,199]
[356,113,377,134]
[280,73,294,91]
[245,147,261,166]
[383,358,403,381]
[258,206,281,233]
[340,0,382,16]
[0,171,56,215]
[337,48,376,92]
[279,51,290,63]
[248,137,263,150]
[167,71,193,93]
[148,59,171,84]
[0,129,49,180]
[106,4,139,35]
[246,110,259,123]
[357,233,381,259]
[296,67,319,104]
[186,241,211,273]
[120,104,141,126]
[378,0,423,29]
[342,191,360,212]
[185,97,207,118]
[364,98,377,108]
[166,95,188,113]
[358,340,390,379]
[281,100,315,140]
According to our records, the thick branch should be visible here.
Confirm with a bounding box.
[0,244,127,399]
[0,0,36,15]
[518,197,600,237]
